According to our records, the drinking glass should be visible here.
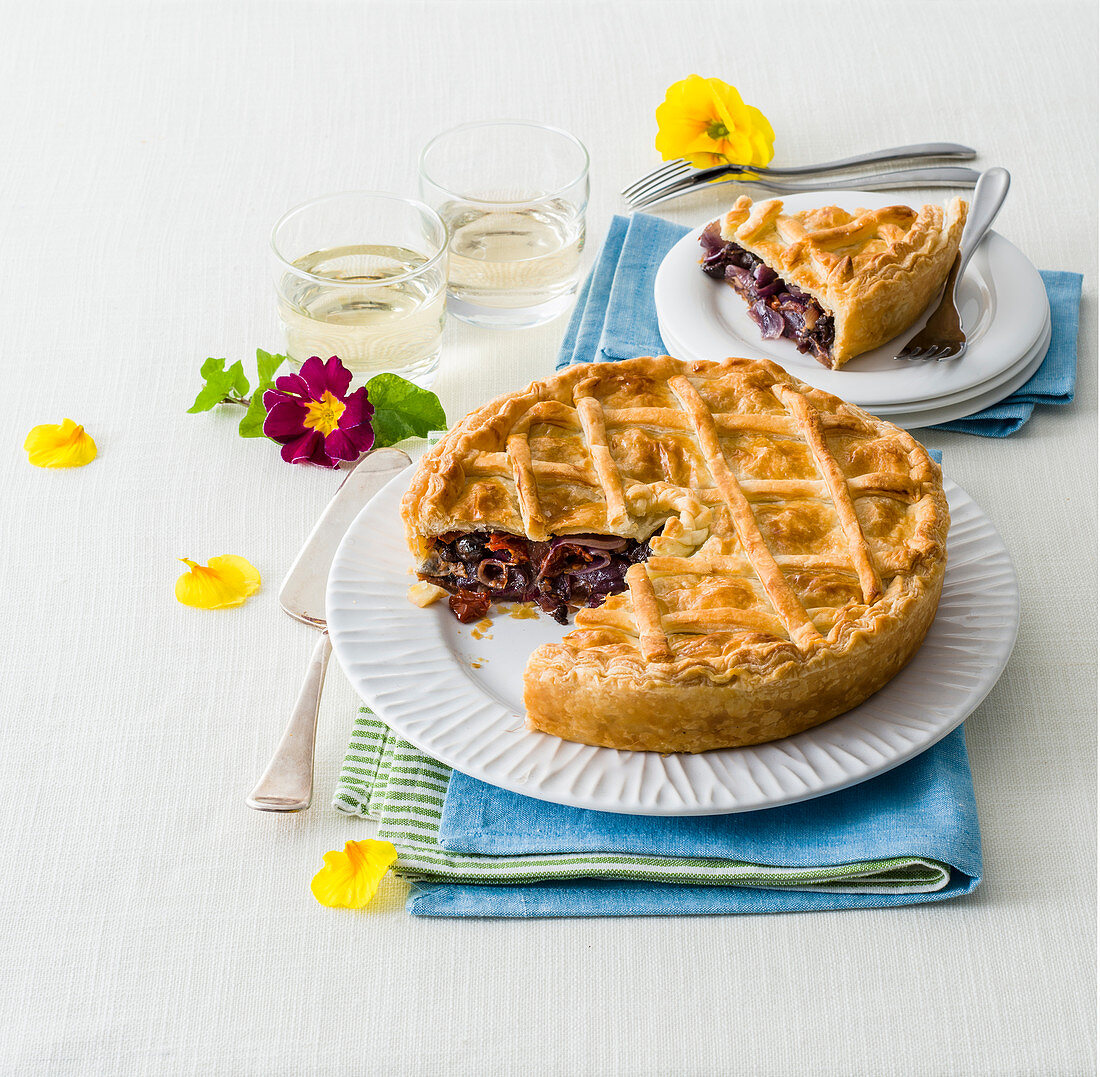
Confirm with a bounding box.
[419,121,589,329]
[271,191,448,388]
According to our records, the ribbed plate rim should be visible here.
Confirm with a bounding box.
[327,471,1019,815]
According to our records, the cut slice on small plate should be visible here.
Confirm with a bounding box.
[699,194,967,369]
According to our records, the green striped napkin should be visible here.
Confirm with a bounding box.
[333,710,951,892]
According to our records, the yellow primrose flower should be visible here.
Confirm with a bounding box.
[655,75,775,169]
[175,555,261,609]
[311,839,398,908]
[24,418,98,468]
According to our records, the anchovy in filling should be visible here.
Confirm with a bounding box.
[419,531,652,624]
[699,220,836,366]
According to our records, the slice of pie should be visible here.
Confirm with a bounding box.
[402,355,949,753]
[700,195,968,369]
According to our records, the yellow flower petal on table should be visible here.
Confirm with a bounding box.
[24,418,98,468]
[175,555,261,609]
[655,75,775,169]
[311,840,398,909]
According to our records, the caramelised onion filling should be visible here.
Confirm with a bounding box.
[420,531,652,624]
[700,221,836,366]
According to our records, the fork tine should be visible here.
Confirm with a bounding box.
[621,158,689,198]
[627,174,707,209]
[620,161,671,198]
[630,168,821,209]
[629,164,746,208]
[896,336,967,362]
[629,177,695,207]
[630,168,755,210]
[622,159,692,200]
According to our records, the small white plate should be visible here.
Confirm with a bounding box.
[880,314,1051,426]
[659,308,1052,431]
[885,315,1051,429]
[874,312,1049,415]
[653,191,1049,409]
[328,470,1019,816]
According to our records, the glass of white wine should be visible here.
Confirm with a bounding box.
[419,121,589,329]
[271,191,448,388]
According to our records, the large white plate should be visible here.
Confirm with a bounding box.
[327,470,1019,816]
[659,308,1052,431]
[653,191,1049,409]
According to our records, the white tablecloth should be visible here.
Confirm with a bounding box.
[1,2,1095,1074]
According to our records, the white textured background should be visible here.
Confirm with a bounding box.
[0,2,1094,1075]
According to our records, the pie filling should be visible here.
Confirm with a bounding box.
[700,221,836,366]
[420,531,652,625]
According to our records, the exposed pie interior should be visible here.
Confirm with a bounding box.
[402,355,949,753]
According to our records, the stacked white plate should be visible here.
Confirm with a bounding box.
[654,191,1051,429]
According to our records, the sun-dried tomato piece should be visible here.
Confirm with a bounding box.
[449,589,491,624]
[487,533,530,560]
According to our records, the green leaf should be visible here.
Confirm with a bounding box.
[238,390,271,438]
[238,375,281,439]
[188,357,240,413]
[226,360,250,398]
[366,373,447,447]
[256,349,287,386]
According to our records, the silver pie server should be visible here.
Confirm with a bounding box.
[246,447,412,812]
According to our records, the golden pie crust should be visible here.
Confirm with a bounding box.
[402,355,949,753]
[719,194,967,368]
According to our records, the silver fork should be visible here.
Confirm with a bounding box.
[629,166,982,210]
[623,142,977,209]
[894,167,1011,362]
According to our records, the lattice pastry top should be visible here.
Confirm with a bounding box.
[403,355,949,752]
[716,194,967,368]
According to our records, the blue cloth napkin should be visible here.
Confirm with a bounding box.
[554,213,1081,438]
[333,702,980,919]
[407,728,979,918]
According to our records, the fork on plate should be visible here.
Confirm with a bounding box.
[622,142,978,210]
[894,167,1011,362]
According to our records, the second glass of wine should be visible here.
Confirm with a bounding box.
[271,191,448,388]
[419,121,589,329]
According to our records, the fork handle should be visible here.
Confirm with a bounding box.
[640,165,982,210]
[759,165,982,191]
[955,167,1011,284]
[246,630,331,812]
[682,166,981,203]
[751,142,977,177]
[689,143,976,184]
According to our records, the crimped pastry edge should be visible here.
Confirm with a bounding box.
[524,558,944,752]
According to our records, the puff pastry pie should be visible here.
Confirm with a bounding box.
[402,355,948,753]
[700,195,968,369]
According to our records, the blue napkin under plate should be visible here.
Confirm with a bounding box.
[407,727,980,919]
[555,213,1081,438]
